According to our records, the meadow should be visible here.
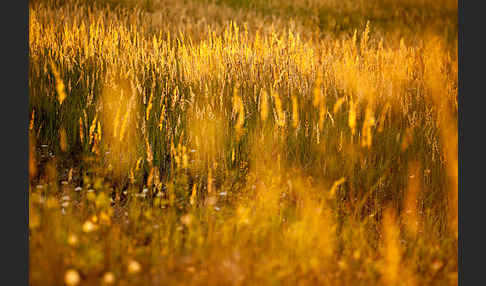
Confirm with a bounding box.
[29,0,458,285]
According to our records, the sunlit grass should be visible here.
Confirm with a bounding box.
[29,0,457,285]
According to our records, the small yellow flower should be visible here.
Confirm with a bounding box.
[127,259,141,274]
[431,260,443,271]
[64,269,80,286]
[82,220,97,233]
[67,234,78,246]
[102,272,116,284]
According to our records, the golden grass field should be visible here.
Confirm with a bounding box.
[29,0,458,285]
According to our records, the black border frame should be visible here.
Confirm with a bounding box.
[1,0,474,284]
[2,0,29,285]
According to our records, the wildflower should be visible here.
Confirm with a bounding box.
[431,260,443,271]
[64,269,80,286]
[67,234,78,246]
[82,220,97,233]
[102,272,115,284]
[127,259,141,274]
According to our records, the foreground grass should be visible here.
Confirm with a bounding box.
[29,0,457,285]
